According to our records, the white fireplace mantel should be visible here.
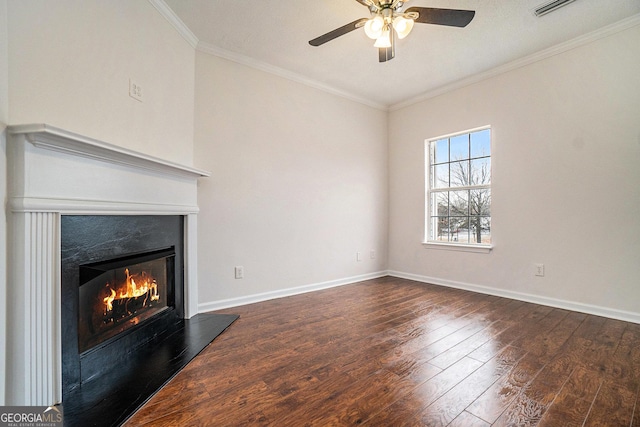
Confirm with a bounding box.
[5,124,209,406]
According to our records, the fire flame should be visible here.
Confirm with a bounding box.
[103,289,116,311]
[103,268,160,314]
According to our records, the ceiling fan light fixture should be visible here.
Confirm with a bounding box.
[392,15,414,39]
[364,15,384,39]
[373,27,392,48]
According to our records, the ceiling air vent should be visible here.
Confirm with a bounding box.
[534,0,577,16]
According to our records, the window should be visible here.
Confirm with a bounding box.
[426,127,491,247]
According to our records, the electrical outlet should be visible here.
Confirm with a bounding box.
[535,263,545,277]
[234,266,244,279]
[129,79,143,102]
[370,250,376,259]
[356,252,362,262]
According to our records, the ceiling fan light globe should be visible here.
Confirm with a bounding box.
[373,29,392,48]
[393,16,414,39]
[364,15,384,39]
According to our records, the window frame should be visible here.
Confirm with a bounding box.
[423,125,493,253]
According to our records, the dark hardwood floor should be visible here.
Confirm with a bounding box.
[124,277,640,426]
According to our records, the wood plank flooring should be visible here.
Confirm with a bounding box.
[124,277,640,426]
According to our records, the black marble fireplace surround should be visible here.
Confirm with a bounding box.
[61,215,238,426]
[61,215,185,392]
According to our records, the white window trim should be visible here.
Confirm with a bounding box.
[422,241,493,253]
[424,125,493,253]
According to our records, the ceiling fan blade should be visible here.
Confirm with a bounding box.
[309,18,369,46]
[405,7,475,27]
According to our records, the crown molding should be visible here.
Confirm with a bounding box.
[148,0,199,49]
[390,13,640,111]
[148,0,385,110]
[149,1,638,112]
[196,41,388,111]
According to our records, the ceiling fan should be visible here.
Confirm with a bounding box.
[309,0,475,62]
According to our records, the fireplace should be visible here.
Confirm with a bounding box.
[5,124,211,406]
[78,247,175,354]
[7,125,239,425]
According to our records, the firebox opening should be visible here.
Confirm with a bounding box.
[78,247,176,354]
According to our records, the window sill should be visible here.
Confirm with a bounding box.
[422,242,493,254]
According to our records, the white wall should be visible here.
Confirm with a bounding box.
[7,0,195,165]
[388,24,640,319]
[0,0,8,406]
[194,52,388,306]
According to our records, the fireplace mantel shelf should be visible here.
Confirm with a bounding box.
[8,123,210,179]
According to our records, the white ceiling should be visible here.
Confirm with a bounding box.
[162,0,640,108]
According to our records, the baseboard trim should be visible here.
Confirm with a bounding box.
[198,271,389,312]
[199,269,640,324]
[388,270,640,325]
